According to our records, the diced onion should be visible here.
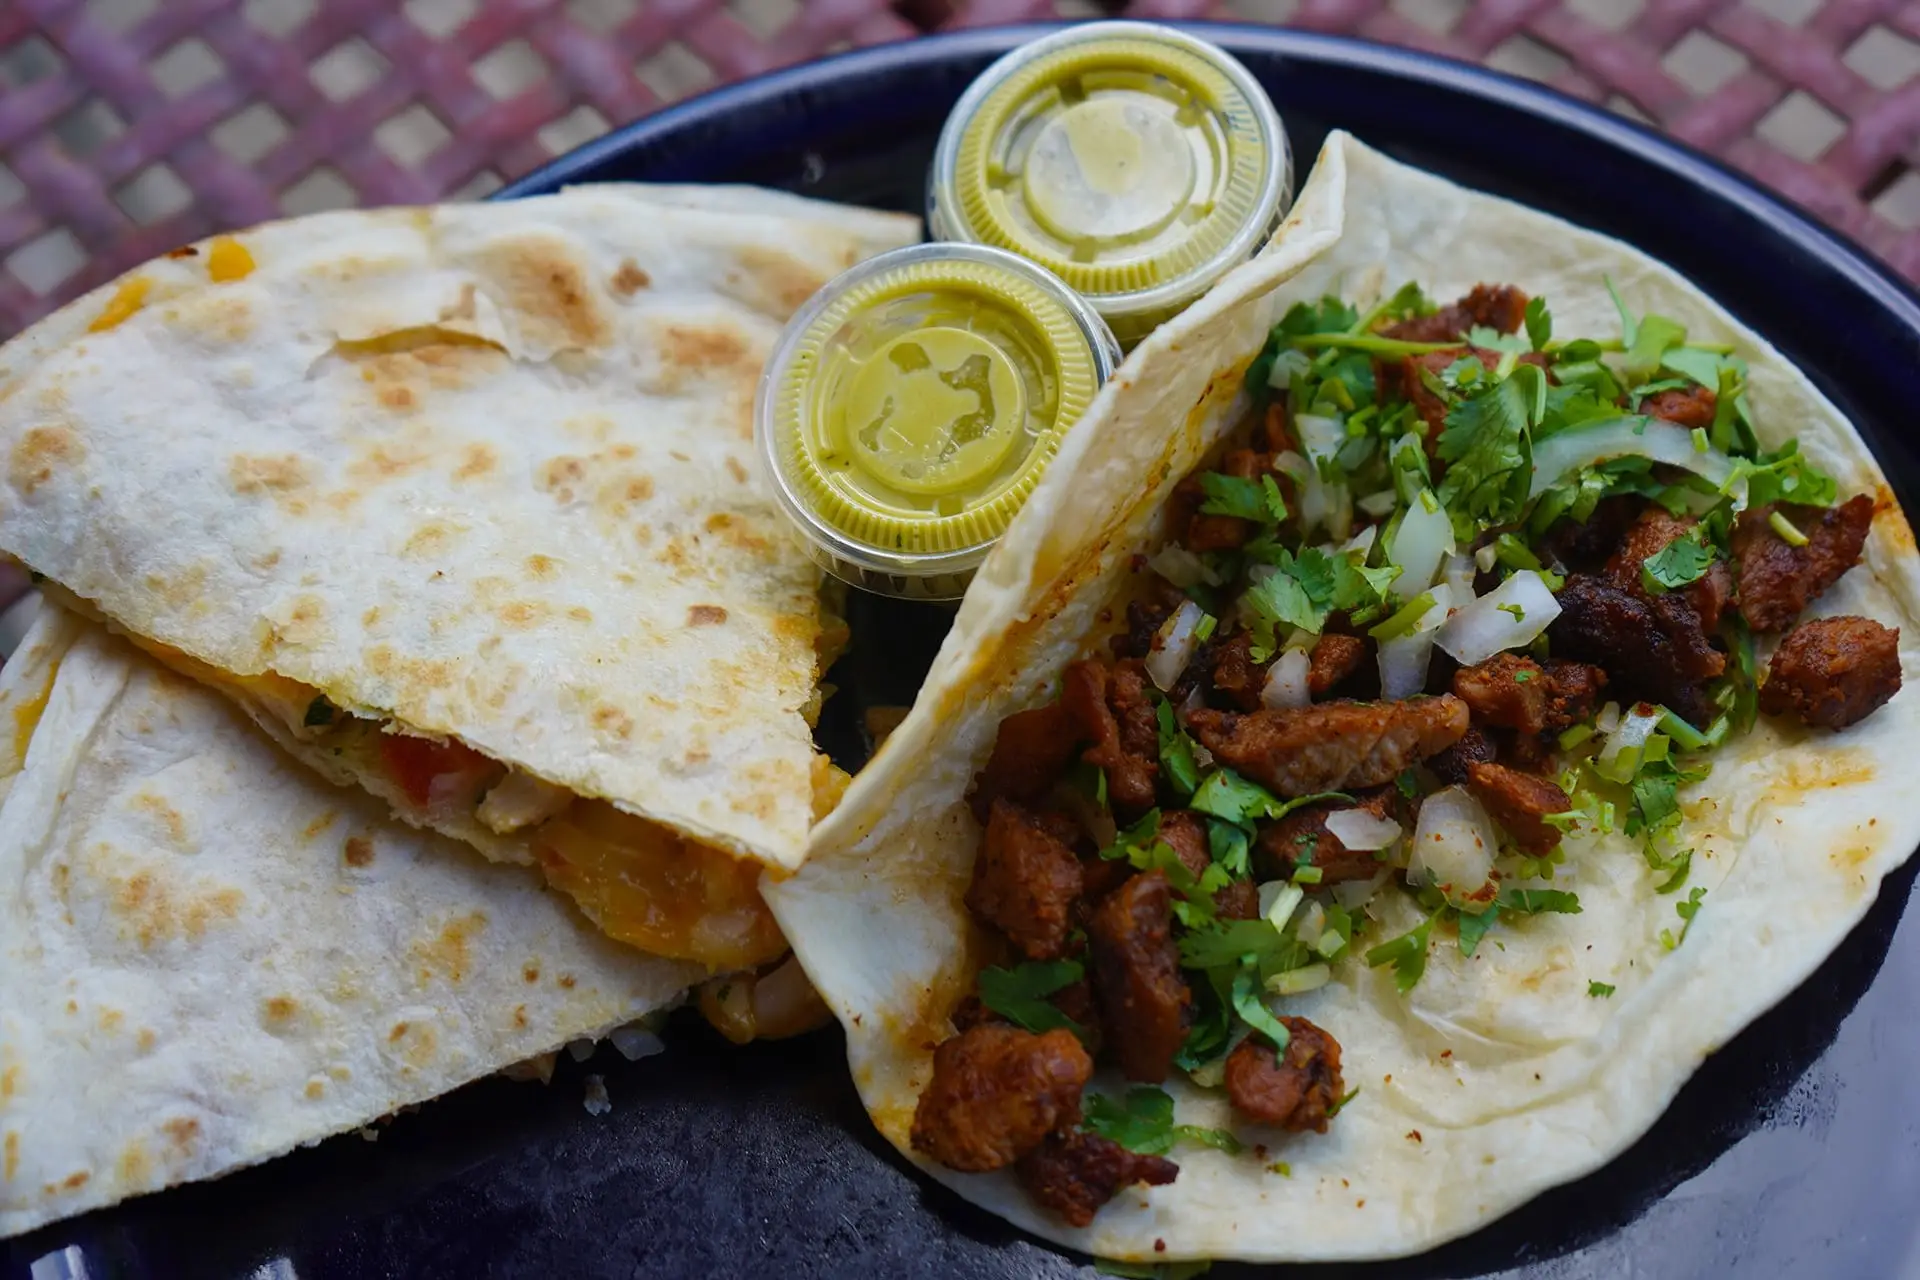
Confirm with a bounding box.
[1342,525,1379,557]
[1325,808,1402,850]
[1474,543,1499,573]
[1386,493,1455,601]
[609,1024,666,1062]
[1294,901,1327,949]
[1529,418,1736,501]
[1435,570,1562,667]
[1295,414,1346,467]
[1596,700,1622,734]
[1278,448,1351,540]
[1261,648,1312,709]
[1408,785,1499,909]
[1265,963,1333,996]
[1333,870,1389,911]
[1259,882,1305,932]
[1357,489,1399,518]
[1442,551,1478,601]
[1378,582,1453,700]
[1267,348,1312,390]
[1596,703,1663,782]
[1146,599,1205,692]
[1148,544,1220,590]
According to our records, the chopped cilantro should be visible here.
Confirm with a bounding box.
[1641,530,1715,592]
[1395,769,1420,800]
[1435,365,1542,538]
[1624,314,1686,386]
[1365,913,1437,993]
[1588,981,1616,998]
[1198,472,1274,523]
[1327,1085,1362,1117]
[1230,962,1293,1058]
[1524,296,1552,352]
[1733,441,1838,509]
[1103,808,1163,863]
[1190,768,1344,827]
[1179,918,1301,971]
[1455,906,1499,958]
[977,960,1085,1036]
[1084,1087,1243,1158]
[1207,818,1252,878]
[1156,700,1202,799]
[1456,890,1582,957]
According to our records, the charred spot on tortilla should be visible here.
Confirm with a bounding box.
[611,259,651,297]
[343,835,374,867]
[689,605,728,627]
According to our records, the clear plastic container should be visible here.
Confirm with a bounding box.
[756,243,1120,600]
[927,21,1292,348]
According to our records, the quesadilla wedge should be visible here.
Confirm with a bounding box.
[0,606,702,1239]
[766,133,1920,1263]
[0,189,917,971]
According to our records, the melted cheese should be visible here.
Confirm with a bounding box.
[122,628,786,969]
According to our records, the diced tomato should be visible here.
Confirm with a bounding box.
[380,732,492,806]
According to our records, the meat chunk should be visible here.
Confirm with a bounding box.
[1453,654,1551,736]
[1181,449,1273,552]
[1641,384,1717,429]
[966,800,1085,960]
[1605,507,1734,633]
[970,702,1081,821]
[1734,495,1875,632]
[1211,877,1261,920]
[1017,1132,1179,1228]
[1064,659,1159,819]
[1548,575,1716,724]
[1759,615,1902,729]
[1157,808,1212,879]
[1187,696,1469,797]
[1541,495,1646,574]
[1380,284,1530,343]
[1541,659,1608,734]
[1464,760,1570,854]
[1223,1018,1345,1133]
[911,1026,1093,1172]
[1210,630,1266,711]
[1309,634,1369,697]
[1086,872,1190,1084]
[1254,786,1397,884]
[1427,725,1498,786]
[1110,579,1185,661]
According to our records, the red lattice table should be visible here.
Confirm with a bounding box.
[0,0,1917,341]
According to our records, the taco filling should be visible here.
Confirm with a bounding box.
[906,278,1900,1226]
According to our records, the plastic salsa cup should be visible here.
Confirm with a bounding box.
[927,21,1291,348]
[756,242,1121,601]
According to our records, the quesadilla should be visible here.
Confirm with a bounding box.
[0,189,918,971]
[766,133,1920,1263]
[0,606,703,1239]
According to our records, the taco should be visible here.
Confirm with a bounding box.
[766,132,1920,1263]
[0,188,917,972]
[0,607,703,1238]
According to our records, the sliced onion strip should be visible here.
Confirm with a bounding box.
[1261,648,1312,709]
[1529,417,1735,500]
[1435,570,1561,667]
[1325,808,1402,851]
[1145,598,1205,692]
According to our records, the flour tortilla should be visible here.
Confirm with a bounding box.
[765,132,1920,1263]
[0,188,917,962]
[0,606,703,1239]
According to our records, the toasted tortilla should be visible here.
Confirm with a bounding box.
[0,606,703,1239]
[765,133,1920,1262]
[0,188,918,965]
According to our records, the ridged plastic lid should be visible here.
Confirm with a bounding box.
[757,243,1119,595]
[931,22,1286,317]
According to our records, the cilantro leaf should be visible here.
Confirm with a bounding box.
[1190,769,1344,826]
[1242,569,1321,653]
[1498,888,1583,915]
[1083,1087,1244,1159]
[1736,441,1839,509]
[1456,906,1499,958]
[1588,981,1616,998]
[1641,530,1715,592]
[1606,276,1639,347]
[1280,296,1361,338]
[1230,962,1293,1057]
[1156,700,1201,799]
[1179,918,1296,971]
[1524,296,1552,352]
[1260,474,1290,523]
[1658,345,1723,388]
[1207,817,1253,878]
[1198,472,1270,523]
[1103,807,1163,863]
[1435,366,1539,537]
[1365,913,1437,993]
[977,960,1085,1036]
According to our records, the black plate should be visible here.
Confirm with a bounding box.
[11,24,1920,1280]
